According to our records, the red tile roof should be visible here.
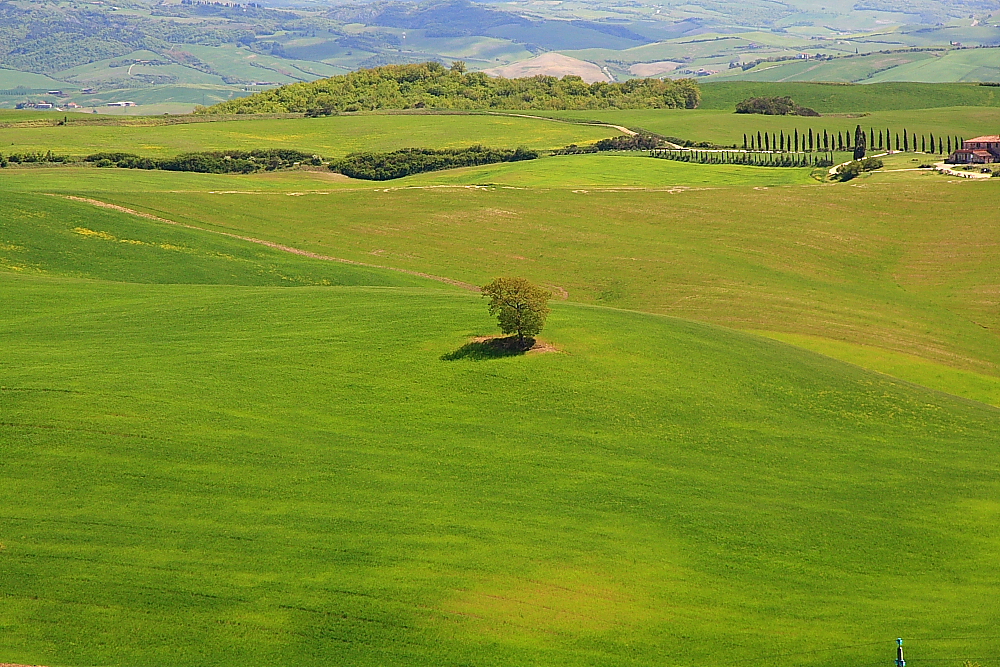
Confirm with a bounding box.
[967,136,1000,142]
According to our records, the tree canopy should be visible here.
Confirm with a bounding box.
[330,145,537,180]
[481,277,551,346]
[198,61,701,114]
[735,96,819,116]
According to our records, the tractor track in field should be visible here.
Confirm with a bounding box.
[53,195,481,292]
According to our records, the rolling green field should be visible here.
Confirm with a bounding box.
[529,107,1000,147]
[18,165,993,374]
[3,202,1000,667]
[706,50,1000,84]
[698,81,1000,112]
[0,112,621,158]
[3,100,1000,667]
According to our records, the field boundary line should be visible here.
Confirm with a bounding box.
[52,195,480,292]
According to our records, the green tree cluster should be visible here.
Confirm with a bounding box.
[84,149,318,173]
[198,62,702,114]
[594,134,663,151]
[329,145,537,180]
[735,96,819,116]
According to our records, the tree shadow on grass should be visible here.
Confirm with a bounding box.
[441,336,535,361]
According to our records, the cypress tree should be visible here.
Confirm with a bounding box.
[929,133,935,154]
[780,130,785,152]
[758,131,763,151]
[896,133,900,151]
[744,133,748,150]
[809,128,814,151]
[921,135,925,152]
[947,136,951,153]
[823,129,829,151]
[903,129,908,151]
[795,128,799,152]
[765,133,770,151]
[870,127,874,147]
[886,128,890,150]
[853,124,866,160]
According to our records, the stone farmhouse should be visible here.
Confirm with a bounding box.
[948,135,1000,164]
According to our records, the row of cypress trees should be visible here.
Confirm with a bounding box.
[742,128,965,154]
[650,149,834,168]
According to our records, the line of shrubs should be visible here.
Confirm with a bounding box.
[0,151,70,167]
[329,145,538,181]
[84,149,320,173]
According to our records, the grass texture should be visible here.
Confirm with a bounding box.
[3,268,1000,667]
[527,107,1000,149]
[2,108,1000,667]
[30,166,997,381]
[0,112,620,158]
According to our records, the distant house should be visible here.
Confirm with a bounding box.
[948,136,1000,164]
[107,101,136,107]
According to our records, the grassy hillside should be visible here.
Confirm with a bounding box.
[0,191,434,287]
[698,81,1000,112]
[526,107,1000,148]
[3,105,1000,667]
[7,161,998,384]
[0,112,621,158]
[3,267,1000,667]
[146,176,1000,375]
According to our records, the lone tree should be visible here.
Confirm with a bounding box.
[853,124,866,160]
[481,277,551,348]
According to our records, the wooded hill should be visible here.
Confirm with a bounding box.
[197,62,702,114]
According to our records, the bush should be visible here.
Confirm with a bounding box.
[330,145,538,181]
[6,151,69,164]
[735,96,819,116]
[197,62,702,114]
[834,156,882,181]
[594,134,663,151]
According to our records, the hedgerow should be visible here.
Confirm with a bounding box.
[84,149,319,173]
[329,145,538,180]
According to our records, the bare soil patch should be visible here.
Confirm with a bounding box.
[629,61,683,77]
[484,53,610,83]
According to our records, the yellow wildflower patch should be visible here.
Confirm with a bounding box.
[73,227,117,241]
[0,242,25,252]
[73,228,149,246]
